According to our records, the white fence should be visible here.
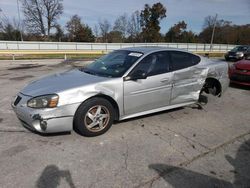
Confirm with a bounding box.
[0,41,236,52]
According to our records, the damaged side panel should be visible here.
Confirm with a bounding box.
[170,66,209,105]
[57,78,124,116]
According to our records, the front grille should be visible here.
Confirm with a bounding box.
[14,96,22,106]
[236,68,249,73]
[231,74,250,83]
[228,52,236,56]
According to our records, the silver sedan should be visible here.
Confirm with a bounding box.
[12,47,229,136]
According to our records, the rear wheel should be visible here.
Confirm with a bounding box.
[199,78,222,106]
[202,78,221,96]
[74,98,114,137]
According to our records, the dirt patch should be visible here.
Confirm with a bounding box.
[8,64,44,70]
[1,145,28,158]
[0,118,3,123]
[0,73,9,76]
[9,75,34,81]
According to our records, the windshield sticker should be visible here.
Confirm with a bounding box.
[128,52,143,57]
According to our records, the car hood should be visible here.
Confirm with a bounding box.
[235,60,250,70]
[21,69,110,96]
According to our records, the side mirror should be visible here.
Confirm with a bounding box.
[124,70,148,81]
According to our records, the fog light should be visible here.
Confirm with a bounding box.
[40,120,47,131]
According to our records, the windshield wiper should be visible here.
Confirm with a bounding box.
[82,69,96,75]
[81,68,115,78]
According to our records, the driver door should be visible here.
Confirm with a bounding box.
[123,51,173,115]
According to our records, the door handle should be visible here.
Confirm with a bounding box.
[160,78,169,83]
[194,71,201,74]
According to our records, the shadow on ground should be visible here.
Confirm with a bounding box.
[230,83,250,91]
[36,165,76,188]
[117,107,184,124]
[8,64,44,70]
[149,138,250,188]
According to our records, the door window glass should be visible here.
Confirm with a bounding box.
[130,51,170,77]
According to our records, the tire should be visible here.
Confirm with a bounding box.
[74,97,115,137]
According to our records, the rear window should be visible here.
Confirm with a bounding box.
[170,51,200,71]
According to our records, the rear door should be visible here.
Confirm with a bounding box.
[123,51,173,115]
[169,51,206,105]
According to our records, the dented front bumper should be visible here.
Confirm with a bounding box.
[12,93,79,133]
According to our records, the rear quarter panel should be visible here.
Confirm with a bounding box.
[200,57,229,94]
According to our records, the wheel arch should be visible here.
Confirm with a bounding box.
[94,94,120,120]
[73,94,120,122]
[203,77,222,97]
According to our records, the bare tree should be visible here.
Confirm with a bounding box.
[93,24,99,42]
[203,15,231,29]
[98,19,111,42]
[0,8,8,31]
[93,24,99,37]
[54,24,64,41]
[127,11,141,41]
[22,0,63,38]
[0,17,22,41]
[203,16,217,29]
[113,14,128,40]
[200,16,232,43]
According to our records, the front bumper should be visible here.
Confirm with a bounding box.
[229,72,250,86]
[12,93,80,133]
[230,80,250,86]
[225,54,244,61]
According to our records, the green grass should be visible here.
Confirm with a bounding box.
[0,54,103,60]
[195,52,225,58]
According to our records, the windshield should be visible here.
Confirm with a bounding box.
[231,46,248,52]
[82,50,143,77]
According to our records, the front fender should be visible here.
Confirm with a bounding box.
[57,78,124,118]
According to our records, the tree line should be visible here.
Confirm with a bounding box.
[0,0,249,44]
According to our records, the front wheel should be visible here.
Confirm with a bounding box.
[74,98,114,137]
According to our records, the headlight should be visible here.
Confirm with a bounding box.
[236,52,244,57]
[229,63,236,70]
[27,94,59,108]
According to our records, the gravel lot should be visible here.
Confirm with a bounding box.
[0,59,249,188]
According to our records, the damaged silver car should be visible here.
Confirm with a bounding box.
[12,47,229,136]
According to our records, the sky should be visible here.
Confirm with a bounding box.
[0,0,249,34]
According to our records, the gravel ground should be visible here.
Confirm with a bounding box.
[0,59,249,188]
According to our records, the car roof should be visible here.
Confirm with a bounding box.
[237,45,250,48]
[118,46,189,54]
